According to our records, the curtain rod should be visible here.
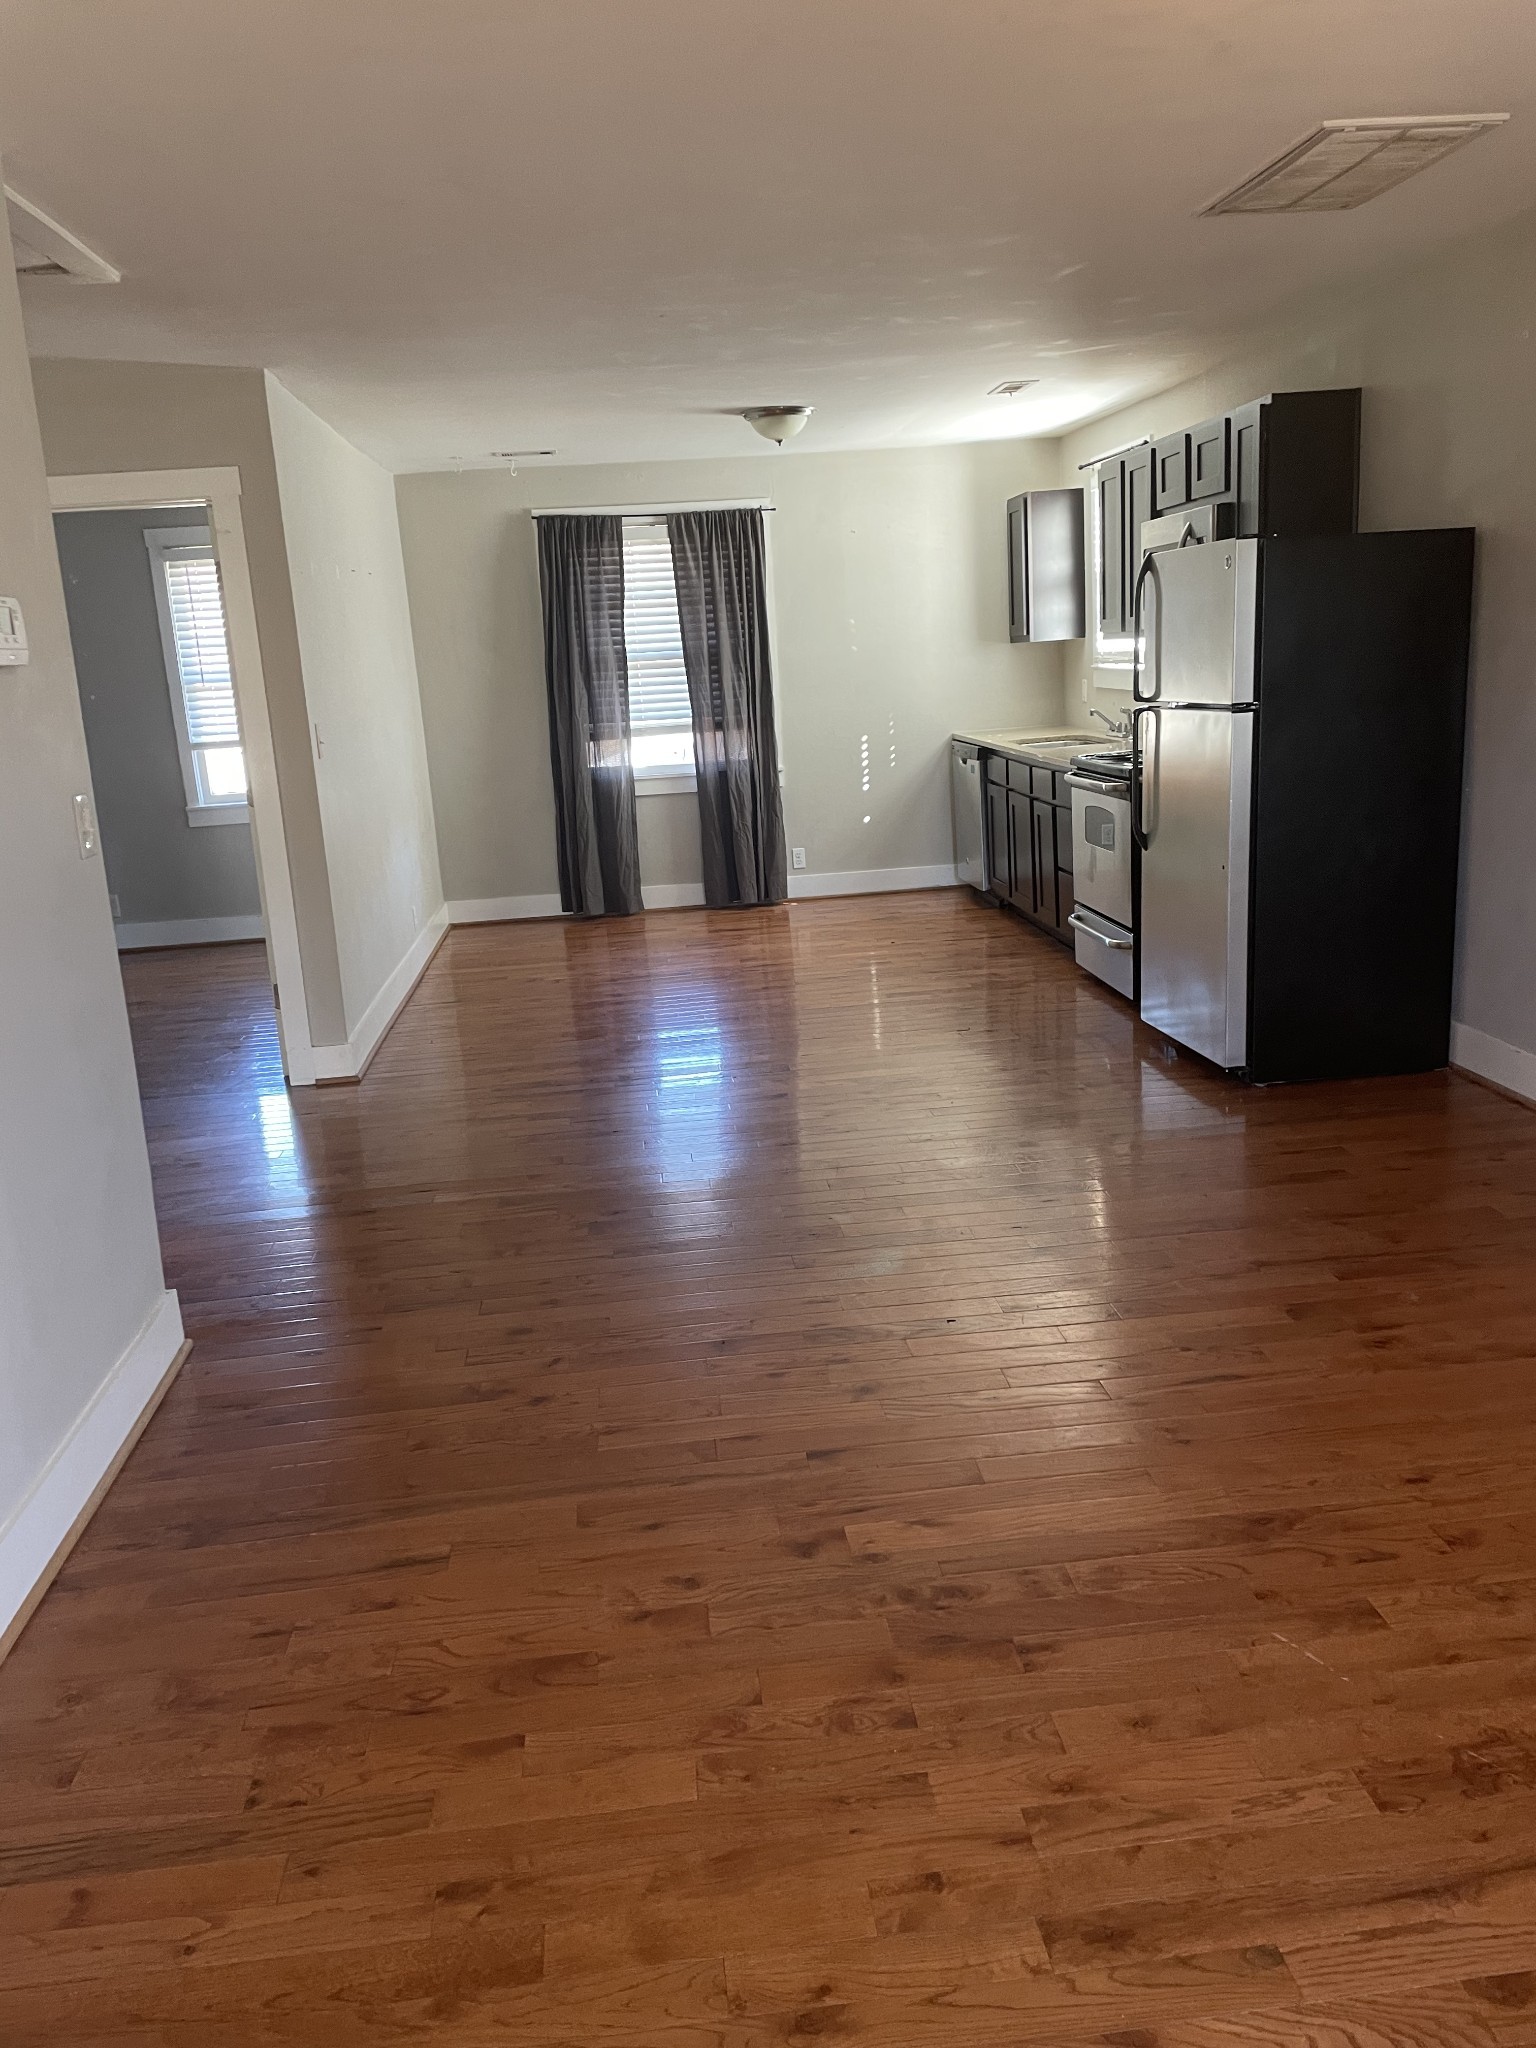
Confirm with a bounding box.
[531,498,776,518]
[1076,437,1151,471]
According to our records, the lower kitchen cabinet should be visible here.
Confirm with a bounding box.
[983,757,1073,945]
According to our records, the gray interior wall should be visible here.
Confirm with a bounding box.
[0,191,169,1543]
[54,506,261,929]
[396,440,1068,904]
[265,377,443,1036]
[29,357,348,1046]
[1059,198,1536,1072]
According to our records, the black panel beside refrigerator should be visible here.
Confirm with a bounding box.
[1132,528,1475,1085]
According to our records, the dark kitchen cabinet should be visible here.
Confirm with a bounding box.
[1094,461,1126,639]
[1093,445,1153,640]
[1189,416,1231,501]
[1008,489,1086,643]
[1088,389,1361,637]
[1152,431,1190,512]
[984,769,1011,901]
[982,753,1074,944]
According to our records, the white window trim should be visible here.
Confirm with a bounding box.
[144,525,250,825]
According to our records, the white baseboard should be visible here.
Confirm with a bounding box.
[642,881,707,910]
[447,894,566,924]
[116,914,265,950]
[1451,1021,1536,1107]
[449,868,960,924]
[0,1290,187,1664]
[790,863,960,899]
[308,907,450,1083]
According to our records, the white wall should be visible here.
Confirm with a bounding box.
[265,377,444,1040]
[0,197,181,1649]
[395,440,1068,907]
[1060,198,1536,1093]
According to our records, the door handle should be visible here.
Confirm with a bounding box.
[1068,914,1133,950]
[1130,703,1158,852]
[1130,549,1163,705]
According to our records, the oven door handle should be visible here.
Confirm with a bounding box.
[1068,914,1133,951]
[1066,775,1128,796]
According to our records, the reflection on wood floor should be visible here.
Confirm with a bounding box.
[5,893,1536,2044]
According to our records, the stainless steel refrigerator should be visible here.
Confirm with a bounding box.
[1130,527,1474,1084]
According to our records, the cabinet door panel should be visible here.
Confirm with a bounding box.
[1153,432,1191,511]
[985,779,1011,899]
[1190,417,1231,501]
[1007,789,1031,910]
[1123,448,1154,619]
[1096,461,1125,638]
[1029,798,1056,925]
[1007,494,1028,642]
[1231,402,1263,536]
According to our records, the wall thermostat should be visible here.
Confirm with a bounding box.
[0,597,28,665]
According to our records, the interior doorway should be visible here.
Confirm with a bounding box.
[47,467,316,1083]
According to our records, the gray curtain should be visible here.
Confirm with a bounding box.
[667,508,788,908]
[537,515,643,917]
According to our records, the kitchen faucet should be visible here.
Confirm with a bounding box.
[1088,706,1132,741]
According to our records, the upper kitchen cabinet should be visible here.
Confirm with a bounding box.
[1007,487,1086,643]
[1088,388,1361,639]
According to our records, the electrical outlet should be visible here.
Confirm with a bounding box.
[73,793,99,859]
[791,846,807,870]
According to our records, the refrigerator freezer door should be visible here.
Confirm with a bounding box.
[1138,704,1254,1069]
[1141,538,1256,708]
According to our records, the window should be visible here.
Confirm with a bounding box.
[621,519,694,780]
[144,526,249,822]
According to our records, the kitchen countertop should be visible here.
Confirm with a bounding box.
[952,727,1100,769]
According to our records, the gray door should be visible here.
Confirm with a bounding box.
[1138,704,1254,1068]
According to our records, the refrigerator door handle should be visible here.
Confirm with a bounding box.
[1130,550,1162,704]
[1131,703,1159,851]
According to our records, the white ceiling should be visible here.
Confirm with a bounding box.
[3,0,1534,471]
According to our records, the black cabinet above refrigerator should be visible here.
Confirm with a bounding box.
[1007,487,1086,643]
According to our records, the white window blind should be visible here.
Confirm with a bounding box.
[164,551,241,747]
[621,519,694,772]
[145,527,249,817]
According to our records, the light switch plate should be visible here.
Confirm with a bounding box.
[0,596,28,664]
[73,792,99,859]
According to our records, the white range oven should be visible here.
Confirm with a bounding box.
[1067,765,1135,999]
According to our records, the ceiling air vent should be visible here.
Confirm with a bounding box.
[1204,114,1509,215]
[6,186,119,281]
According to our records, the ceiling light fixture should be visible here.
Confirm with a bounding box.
[743,406,813,446]
[989,381,1039,397]
[1204,113,1510,216]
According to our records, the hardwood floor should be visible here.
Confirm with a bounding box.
[4,893,1536,2045]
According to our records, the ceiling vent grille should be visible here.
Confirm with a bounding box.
[1204,114,1509,215]
[5,186,119,281]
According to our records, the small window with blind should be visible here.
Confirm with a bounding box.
[621,518,695,783]
[144,526,249,824]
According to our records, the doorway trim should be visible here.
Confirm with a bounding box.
[48,466,318,1084]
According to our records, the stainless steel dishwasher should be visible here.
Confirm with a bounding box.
[950,741,985,890]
